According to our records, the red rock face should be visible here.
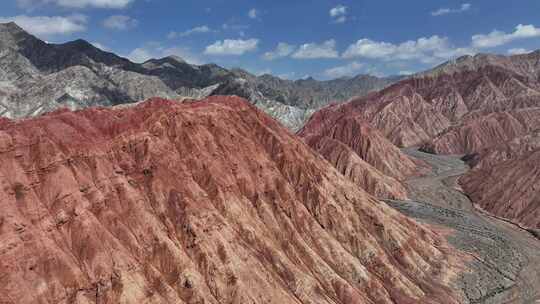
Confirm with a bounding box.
[298,106,425,199]
[313,53,540,152]
[303,52,540,239]
[0,96,459,303]
[303,134,408,200]
[460,131,540,229]
[422,108,540,155]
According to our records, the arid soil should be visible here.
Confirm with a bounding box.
[386,148,540,304]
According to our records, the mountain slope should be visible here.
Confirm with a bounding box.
[299,105,425,199]
[303,134,409,199]
[0,96,459,303]
[460,131,540,229]
[0,22,397,130]
[304,50,540,234]
[422,107,540,154]
[317,52,540,149]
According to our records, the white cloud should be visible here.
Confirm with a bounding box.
[102,15,138,31]
[292,39,339,59]
[248,8,258,19]
[508,48,531,55]
[127,43,204,65]
[262,42,296,60]
[277,72,296,79]
[91,42,109,51]
[399,70,414,75]
[330,5,347,17]
[343,35,474,63]
[204,38,259,56]
[17,0,134,9]
[472,24,540,48]
[127,48,152,63]
[324,61,364,78]
[334,16,346,24]
[431,3,471,16]
[251,68,271,76]
[0,14,87,36]
[343,39,395,59]
[329,5,347,23]
[168,25,213,39]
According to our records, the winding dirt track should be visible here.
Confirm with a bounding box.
[386,148,540,304]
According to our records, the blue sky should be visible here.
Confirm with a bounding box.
[1,0,540,79]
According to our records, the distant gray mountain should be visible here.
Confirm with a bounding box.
[0,22,399,129]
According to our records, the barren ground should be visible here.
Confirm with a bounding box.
[385,148,540,304]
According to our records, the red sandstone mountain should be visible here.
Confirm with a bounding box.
[303,50,540,236]
[460,130,540,229]
[317,52,540,152]
[422,107,540,154]
[0,96,459,303]
[298,107,424,199]
[303,134,408,200]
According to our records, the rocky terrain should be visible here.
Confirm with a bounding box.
[298,99,428,200]
[307,51,540,149]
[0,22,397,130]
[0,96,462,304]
[422,108,540,155]
[302,50,540,237]
[459,131,540,230]
[3,18,540,304]
[302,134,409,200]
[387,148,540,304]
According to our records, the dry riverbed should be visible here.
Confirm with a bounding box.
[385,148,540,304]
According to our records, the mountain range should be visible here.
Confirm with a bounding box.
[300,49,540,233]
[0,22,397,130]
[0,96,459,303]
[2,20,540,304]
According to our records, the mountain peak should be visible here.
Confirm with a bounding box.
[0,21,41,50]
[0,22,32,41]
[61,39,96,51]
[0,21,23,33]
[165,55,185,63]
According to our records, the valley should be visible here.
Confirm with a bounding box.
[387,148,540,304]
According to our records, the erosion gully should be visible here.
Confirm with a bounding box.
[384,148,540,304]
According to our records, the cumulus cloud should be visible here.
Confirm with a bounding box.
[292,39,339,59]
[168,25,213,39]
[324,61,364,78]
[102,15,138,30]
[17,0,134,9]
[127,43,204,65]
[507,48,531,55]
[262,42,296,60]
[472,24,540,48]
[204,38,259,56]
[329,5,347,23]
[248,8,259,19]
[0,14,87,36]
[431,3,471,16]
[343,35,474,63]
